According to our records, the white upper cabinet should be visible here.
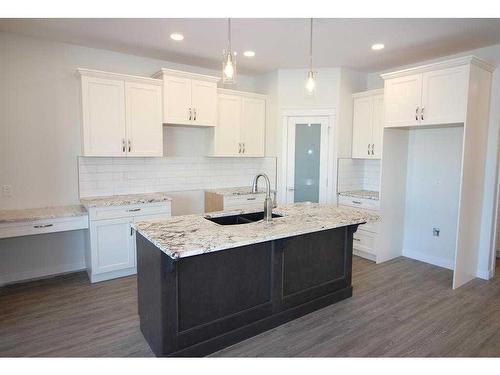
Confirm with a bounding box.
[153,69,219,127]
[125,81,163,157]
[80,76,126,157]
[211,89,267,157]
[78,69,163,157]
[240,96,266,157]
[420,66,468,126]
[384,74,422,128]
[352,89,384,159]
[382,58,477,128]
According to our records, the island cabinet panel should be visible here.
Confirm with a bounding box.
[136,225,358,357]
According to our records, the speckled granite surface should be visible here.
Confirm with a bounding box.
[205,186,276,196]
[80,192,172,208]
[338,190,379,201]
[133,203,379,260]
[0,205,87,224]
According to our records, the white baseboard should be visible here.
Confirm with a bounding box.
[353,248,376,262]
[402,248,454,270]
[476,268,495,280]
[0,262,86,286]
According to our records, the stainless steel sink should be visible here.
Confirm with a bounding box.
[205,212,282,225]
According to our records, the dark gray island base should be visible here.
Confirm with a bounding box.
[136,224,360,357]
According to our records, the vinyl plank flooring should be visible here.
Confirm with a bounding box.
[1,256,499,357]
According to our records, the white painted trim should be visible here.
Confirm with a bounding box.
[353,248,377,262]
[0,262,86,286]
[352,88,384,99]
[279,109,336,206]
[381,55,496,80]
[476,268,494,281]
[402,248,454,270]
[89,267,136,283]
[152,68,220,83]
[217,88,268,100]
[77,68,163,86]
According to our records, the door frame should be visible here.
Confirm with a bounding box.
[279,109,336,205]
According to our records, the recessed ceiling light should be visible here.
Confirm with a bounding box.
[243,50,255,57]
[371,43,385,51]
[170,33,184,41]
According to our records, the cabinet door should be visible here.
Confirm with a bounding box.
[371,94,384,159]
[213,94,241,156]
[240,97,265,157]
[163,75,192,125]
[351,96,373,158]
[81,76,126,156]
[384,73,422,128]
[421,66,468,126]
[90,217,135,275]
[191,79,217,126]
[125,82,163,157]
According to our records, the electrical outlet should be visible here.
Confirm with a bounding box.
[2,185,13,197]
[433,228,440,237]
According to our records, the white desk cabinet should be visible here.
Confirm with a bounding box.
[211,89,266,157]
[87,201,171,283]
[78,68,163,157]
[352,89,384,159]
[383,64,468,128]
[153,69,219,127]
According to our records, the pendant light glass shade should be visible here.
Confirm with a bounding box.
[305,18,316,96]
[222,19,236,84]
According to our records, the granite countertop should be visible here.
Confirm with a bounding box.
[133,203,379,260]
[0,205,87,224]
[80,192,172,208]
[205,186,276,196]
[338,190,379,201]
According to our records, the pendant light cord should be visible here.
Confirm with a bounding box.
[309,18,313,71]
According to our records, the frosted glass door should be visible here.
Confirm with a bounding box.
[286,117,329,204]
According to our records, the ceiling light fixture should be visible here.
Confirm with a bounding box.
[243,50,255,57]
[371,43,385,51]
[222,18,236,84]
[170,33,184,41]
[305,18,316,96]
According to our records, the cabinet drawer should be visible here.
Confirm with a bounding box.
[0,215,89,240]
[359,219,380,234]
[89,202,171,221]
[223,194,266,209]
[338,195,379,210]
[353,229,376,255]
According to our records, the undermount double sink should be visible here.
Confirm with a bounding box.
[205,211,282,225]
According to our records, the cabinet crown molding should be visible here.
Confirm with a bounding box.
[77,68,162,86]
[153,68,220,83]
[380,55,496,80]
[217,88,268,100]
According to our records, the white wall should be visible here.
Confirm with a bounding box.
[0,31,261,285]
[366,43,500,278]
[402,126,464,269]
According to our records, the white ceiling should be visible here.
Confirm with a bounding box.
[1,18,500,74]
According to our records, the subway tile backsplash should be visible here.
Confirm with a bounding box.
[78,157,277,198]
[337,158,381,192]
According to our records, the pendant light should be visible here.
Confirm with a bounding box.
[305,18,316,95]
[222,18,236,84]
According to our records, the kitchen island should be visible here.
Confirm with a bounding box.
[133,203,377,357]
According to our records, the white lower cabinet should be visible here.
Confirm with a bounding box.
[86,202,171,282]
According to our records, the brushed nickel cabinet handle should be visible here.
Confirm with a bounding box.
[371,144,375,155]
[352,200,362,204]
[238,143,241,154]
[367,143,370,155]
[128,139,131,153]
[421,107,425,121]
[353,238,361,242]
[415,106,419,121]
[127,208,141,212]
[122,139,126,153]
[242,143,245,154]
[193,108,197,121]
[34,224,53,229]
[189,108,192,121]
[246,197,256,201]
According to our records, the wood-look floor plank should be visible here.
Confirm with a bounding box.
[1,256,499,357]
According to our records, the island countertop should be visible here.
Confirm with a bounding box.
[132,202,379,260]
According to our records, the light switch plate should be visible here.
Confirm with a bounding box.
[2,185,12,197]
